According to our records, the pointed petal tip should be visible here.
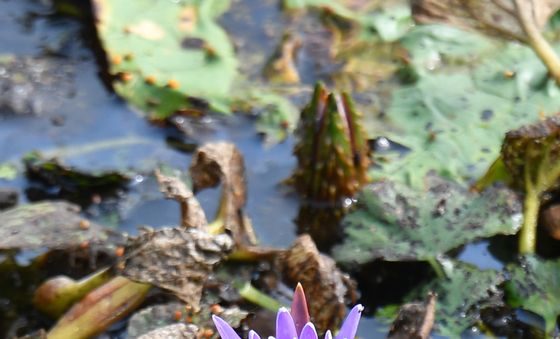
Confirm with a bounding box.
[276,307,297,339]
[248,330,261,339]
[291,283,310,336]
[335,304,363,339]
[300,322,318,339]
[212,314,241,339]
[324,330,333,339]
[278,306,290,313]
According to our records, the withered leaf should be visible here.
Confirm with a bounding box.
[280,235,357,332]
[263,32,301,84]
[155,169,207,228]
[189,142,256,246]
[120,227,233,310]
[24,153,129,202]
[0,201,121,251]
[388,293,436,339]
[412,0,560,42]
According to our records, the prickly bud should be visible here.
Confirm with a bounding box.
[291,83,370,203]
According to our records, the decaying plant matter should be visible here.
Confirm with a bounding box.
[280,234,357,332]
[291,83,370,204]
[190,142,257,246]
[501,114,560,253]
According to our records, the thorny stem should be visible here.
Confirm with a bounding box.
[426,257,445,279]
[515,0,560,84]
[238,282,284,312]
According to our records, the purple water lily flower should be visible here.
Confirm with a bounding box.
[212,283,363,339]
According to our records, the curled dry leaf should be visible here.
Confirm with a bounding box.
[279,234,357,332]
[119,227,234,310]
[263,32,302,84]
[154,169,207,228]
[190,142,256,246]
[412,0,560,42]
[0,201,121,251]
[388,293,436,339]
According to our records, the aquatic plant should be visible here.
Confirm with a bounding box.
[291,83,370,204]
[212,284,363,339]
[501,114,560,253]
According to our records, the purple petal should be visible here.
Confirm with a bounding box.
[249,330,261,339]
[291,283,310,335]
[335,305,363,339]
[276,307,298,339]
[324,330,333,339]
[212,315,241,339]
[299,322,318,339]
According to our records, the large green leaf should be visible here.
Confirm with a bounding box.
[399,24,498,77]
[406,262,504,338]
[333,175,521,264]
[92,0,298,141]
[505,256,560,334]
[374,43,560,187]
[94,0,237,115]
[283,0,413,42]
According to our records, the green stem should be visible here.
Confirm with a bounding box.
[34,268,113,317]
[427,257,445,279]
[515,0,560,84]
[238,282,284,312]
[519,186,540,254]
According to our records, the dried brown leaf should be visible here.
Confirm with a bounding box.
[412,0,560,42]
[0,201,121,251]
[120,227,233,310]
[189,142,256,246]
[280,234,357,332]
[155,169,207,228]
[263,32,302,84]
[388,293,437,339]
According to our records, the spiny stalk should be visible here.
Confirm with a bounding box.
[291,83,370,204]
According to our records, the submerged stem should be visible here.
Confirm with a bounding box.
[238,282,284,312]
[519,186,540,254]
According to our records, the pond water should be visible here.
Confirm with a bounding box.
[0,0,539,338]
